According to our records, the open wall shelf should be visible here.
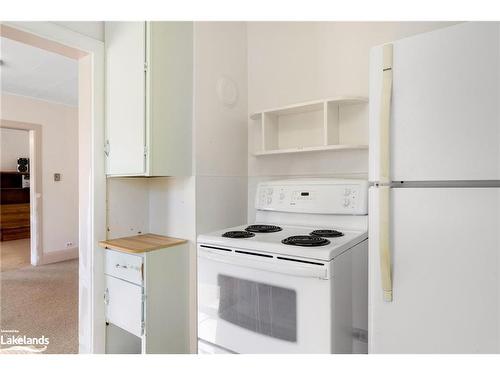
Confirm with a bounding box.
[254,144,368,156]
[249,96,368,156]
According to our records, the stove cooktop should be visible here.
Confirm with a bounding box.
[199,223,367,261]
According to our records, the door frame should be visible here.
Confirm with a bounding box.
[1,21,106,353]
[0,120,43,266]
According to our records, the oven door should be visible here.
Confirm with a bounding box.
[197,244,333,353]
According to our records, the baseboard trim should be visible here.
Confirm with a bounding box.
[41,247,78,265]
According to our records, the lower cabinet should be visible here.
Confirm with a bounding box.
[105,275,143,338]
[101,235,189,354]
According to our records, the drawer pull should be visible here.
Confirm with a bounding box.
[115,263,141,272]
[105,252,143,285]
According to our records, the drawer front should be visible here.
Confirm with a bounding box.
[105,250,143,285]
[105,275,143,337]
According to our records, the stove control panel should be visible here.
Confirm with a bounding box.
[256,179,368,215]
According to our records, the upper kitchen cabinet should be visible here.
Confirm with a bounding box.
[105,22,193,177]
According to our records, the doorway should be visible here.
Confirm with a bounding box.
[0,127,31,268]
[1,121,42,267]
[0,22,106,353]
[0,33,80,353]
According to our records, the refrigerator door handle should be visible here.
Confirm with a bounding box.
[379,43,393,185]
[379,186,393,302]
[379,43,393,302]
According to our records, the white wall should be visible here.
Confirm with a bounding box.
[194,22,248,234]
[0,127,29,171]
[1,93,79,257]
[247,21,457,220]
[53,22,104,42]
[107,176,196,248]
[106,178,150,239]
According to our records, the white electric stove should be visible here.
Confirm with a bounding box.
[197,178,369,354]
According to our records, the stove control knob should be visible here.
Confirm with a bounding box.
[343,198,350,207]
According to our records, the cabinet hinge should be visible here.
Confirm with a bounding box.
[141,293,146,335]
[144,61,148,72]
[104,140,110,157]
[144,146,148,157]
[104,288,109,305]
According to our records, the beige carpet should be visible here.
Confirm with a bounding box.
[0,240,78,354]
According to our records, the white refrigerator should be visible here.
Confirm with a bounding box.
[369,22,500,353]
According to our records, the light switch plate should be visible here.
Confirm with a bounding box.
[54,173,61,181]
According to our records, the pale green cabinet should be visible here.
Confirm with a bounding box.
[105,21,193,177]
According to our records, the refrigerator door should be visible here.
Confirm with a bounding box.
[370,22,500,182]
[369,187,500,353]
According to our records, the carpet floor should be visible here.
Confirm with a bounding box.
[1,240,78,354]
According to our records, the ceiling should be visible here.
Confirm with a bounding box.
[1,36,78,107]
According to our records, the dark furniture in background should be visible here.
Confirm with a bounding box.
[0,171,30,241]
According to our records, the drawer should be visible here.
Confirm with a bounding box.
[105,275,143,337]
[104,250,143,285]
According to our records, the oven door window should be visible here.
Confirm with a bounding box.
[218,274,297,342]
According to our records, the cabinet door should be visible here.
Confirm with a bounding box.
[146,21,193,176]
[105,21,146,176]
[105,275,143,337]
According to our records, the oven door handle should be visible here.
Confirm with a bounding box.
[199,248,329,279]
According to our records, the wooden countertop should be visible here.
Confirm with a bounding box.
[99,233,187,254]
